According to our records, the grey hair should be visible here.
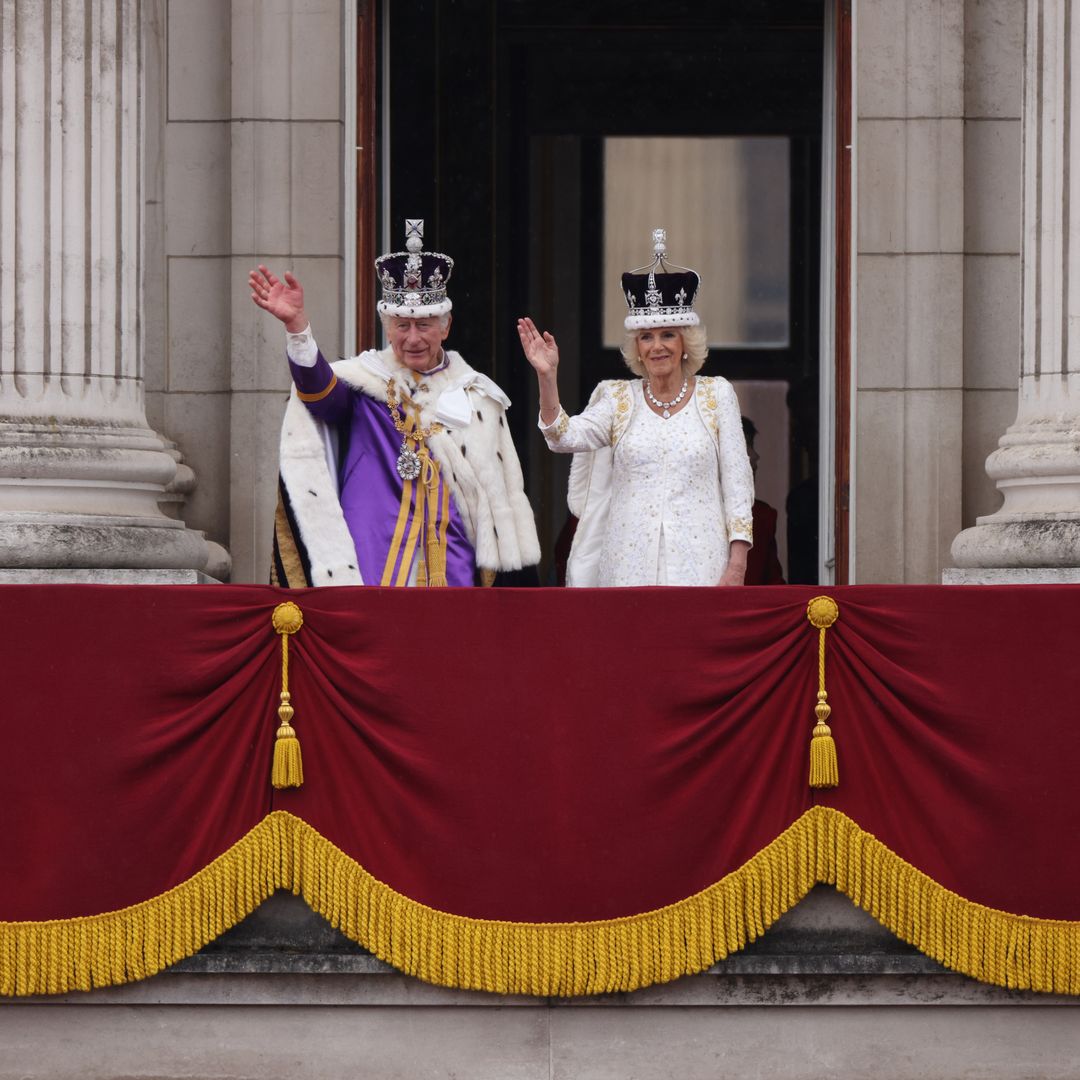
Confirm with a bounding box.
[379,311,451,334]
[620,324,708,377]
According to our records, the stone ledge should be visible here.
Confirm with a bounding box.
[942,567,1080,584]
[0,568,220,584]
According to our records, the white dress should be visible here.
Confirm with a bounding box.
[540,378,755,587]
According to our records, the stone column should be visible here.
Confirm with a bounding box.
[951,0,1080,576]
[0,0,208,571]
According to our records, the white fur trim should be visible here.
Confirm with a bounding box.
[624,311,700,330]
[279,347,539,583]
[279,393,365,588]
[377,299,453,318]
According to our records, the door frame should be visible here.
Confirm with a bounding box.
[352,0,853,584]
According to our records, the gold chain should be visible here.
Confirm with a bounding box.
[385,379,444,442]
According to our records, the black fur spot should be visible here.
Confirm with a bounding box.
[327,569,333,578]
[476,410,483,421]
[461,445,467,457]
[348,564,355,570]
[493,526,498,538]
[497,451,503,461]
[498,415,504,426]
[308,490,318,496]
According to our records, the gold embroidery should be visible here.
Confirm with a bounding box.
[696,378,719,434]
[728,517,754,541]
[611,381,633,445]
[274,492,307,588]
[296,374,338,402]
[554,409,570,437]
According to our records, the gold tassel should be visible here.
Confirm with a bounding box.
[271,601,305,789]
[806,596,840,789]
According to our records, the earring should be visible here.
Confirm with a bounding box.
[682,352,687,361]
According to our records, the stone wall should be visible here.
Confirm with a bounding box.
[145,0,346,582]
[853,0,1022,582]
[961,0,1024,531]
[855,0,962,582]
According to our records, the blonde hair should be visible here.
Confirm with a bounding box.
[621,324,708,377]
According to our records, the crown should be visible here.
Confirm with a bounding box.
[375,219,454,318]
[621,228,700,330]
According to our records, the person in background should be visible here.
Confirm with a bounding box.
[741,416,785,586]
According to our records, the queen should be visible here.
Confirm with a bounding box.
[518,229,754,587]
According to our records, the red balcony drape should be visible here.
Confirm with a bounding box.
[2,584,1079,996]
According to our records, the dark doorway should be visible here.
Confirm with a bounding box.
[381,0,826,583]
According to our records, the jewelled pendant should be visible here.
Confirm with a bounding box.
[396,445,422,481]
[662,409,671,419]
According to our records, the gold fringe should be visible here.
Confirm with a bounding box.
[0,815,286,997]
[4,808,1080,997]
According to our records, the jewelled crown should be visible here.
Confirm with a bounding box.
[375,219,454,318]
[621,228,701,330]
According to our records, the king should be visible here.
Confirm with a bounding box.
[250,221,540,587]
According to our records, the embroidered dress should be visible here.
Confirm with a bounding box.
[540,378,754,587]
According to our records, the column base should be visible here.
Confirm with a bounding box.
[0,515,209,571]
[943,566,1080,584]
[950,518,1080,569]
[0,568,221,584]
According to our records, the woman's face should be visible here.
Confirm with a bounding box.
[636,328,685,380]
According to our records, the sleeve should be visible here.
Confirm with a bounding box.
[537,382,616,454]
[284,327,351,424]
[716,380,755,545]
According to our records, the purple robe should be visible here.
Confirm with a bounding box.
[289,351,477,586]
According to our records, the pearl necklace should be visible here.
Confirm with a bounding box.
[644,377,689,419]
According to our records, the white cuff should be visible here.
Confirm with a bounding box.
[285,324,318,367]
[538,407,570,437]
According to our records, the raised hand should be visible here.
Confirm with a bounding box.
[249,265,308,332]
[517,317,560,378]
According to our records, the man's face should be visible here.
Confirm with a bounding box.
[387,315,451,372]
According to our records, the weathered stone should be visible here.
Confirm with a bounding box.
[0,568,222,584]
[0,0,217,573]
[950,0,1080,574]
[943,566,1080,584]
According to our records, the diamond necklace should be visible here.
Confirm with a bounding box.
[644,377,689,419]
